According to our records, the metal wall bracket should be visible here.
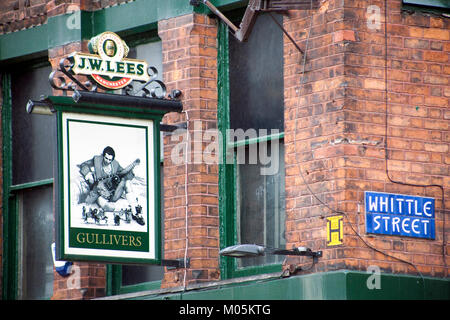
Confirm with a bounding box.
[271,247,322,258]
[160,122,187,133]
[190,0,318,43]
[161,258,190,269]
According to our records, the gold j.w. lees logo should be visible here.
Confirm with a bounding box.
[70,32,150,89]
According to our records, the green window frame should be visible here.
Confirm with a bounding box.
[218,15,286,280]
[2,62,55,300]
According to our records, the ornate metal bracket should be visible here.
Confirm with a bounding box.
[124,66,168,99]
[49,56,181,101]
[49,56,98,93]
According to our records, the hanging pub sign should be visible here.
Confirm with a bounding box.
[365,191,435,240]
[70,31,150,90]
[58,109,158,263]
[35,31,183,265]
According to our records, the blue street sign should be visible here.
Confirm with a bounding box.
[365,191,435,239]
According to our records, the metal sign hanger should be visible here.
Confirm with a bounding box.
[190,0,319,54]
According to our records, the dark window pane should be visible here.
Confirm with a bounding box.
[20,186,54,299]
[122,265,164,286]
[229,13,284,133]
[11,65,54,185]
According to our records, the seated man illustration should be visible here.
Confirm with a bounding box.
[78,146,145,226]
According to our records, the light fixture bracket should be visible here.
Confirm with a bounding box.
[219,244,322,261]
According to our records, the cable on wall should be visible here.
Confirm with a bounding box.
[382,0,447,278]
[183,110,190,290]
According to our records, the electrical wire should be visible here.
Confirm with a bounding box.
[183,110,190,290]
[382,0,447,279]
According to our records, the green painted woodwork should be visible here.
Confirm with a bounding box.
[9,178,53,192]
[111,271,449,300]
[1,72,18,300]
[228,132,284,149]
[0,24,49,62]
[217,20,235,281]
[345,272,450,300]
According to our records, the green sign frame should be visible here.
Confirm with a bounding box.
[50,94,177,265]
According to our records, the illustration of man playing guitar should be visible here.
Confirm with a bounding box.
[79,146,144,225]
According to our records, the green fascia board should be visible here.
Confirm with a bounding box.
[90,0,191,36]
[47,11,93,49]
[0,23,49,62]
[345,271,450,300]
[0,0,245,62]
[114,270,449,300]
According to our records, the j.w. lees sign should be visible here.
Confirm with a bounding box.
[69,31,150,89]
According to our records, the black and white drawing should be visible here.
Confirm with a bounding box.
[66,115,151,233]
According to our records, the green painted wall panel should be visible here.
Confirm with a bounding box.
[117,271,448,300]
[0,24,49,61]
[346,272,450,300]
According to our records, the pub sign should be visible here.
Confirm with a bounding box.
[46,32,182,264]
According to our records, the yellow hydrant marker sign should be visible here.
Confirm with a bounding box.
[327,215,343,246]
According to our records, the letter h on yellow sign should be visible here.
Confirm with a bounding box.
[327,215,343,246]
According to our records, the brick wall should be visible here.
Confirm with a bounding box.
[284,0,449,277]
[52,263,106,299]
[0,0,49,34]
[158,13,220,288]
[0,0,134,34]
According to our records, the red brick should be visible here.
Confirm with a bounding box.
[424,51,449,63]
[333,30,356,42]
[423,75,449,85]
[423,28,450,40]
[404,38,429,49]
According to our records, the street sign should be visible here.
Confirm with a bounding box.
[365,191,435,239]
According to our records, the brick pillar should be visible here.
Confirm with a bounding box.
[158,13,220,288]
[283,1,348,273]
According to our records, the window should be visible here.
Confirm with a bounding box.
[108,38,165,295]
[3,63,55,299]
[219,13,286,278]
